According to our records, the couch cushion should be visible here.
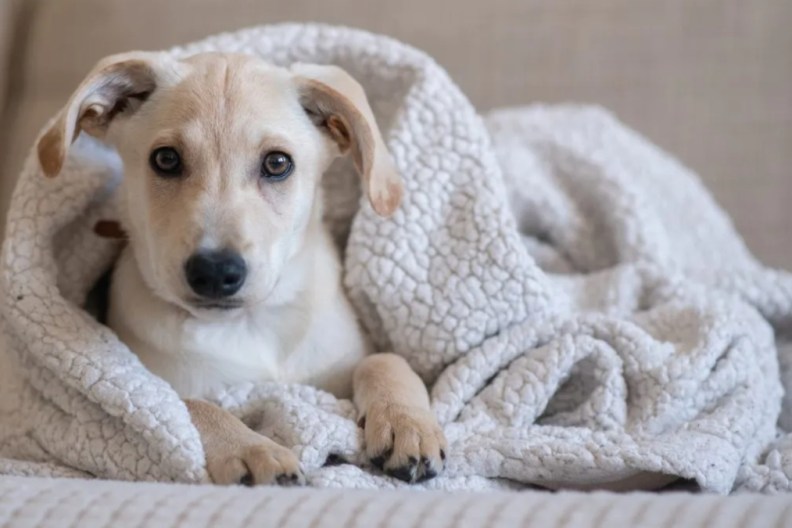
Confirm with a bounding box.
[2,0,791,267]
[0,0,23,141]
[0,1,14,110]
[2,475,792,528]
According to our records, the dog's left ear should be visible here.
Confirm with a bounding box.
[291,63,403,217]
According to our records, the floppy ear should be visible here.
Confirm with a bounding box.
[291,63,403,217]
[36,51,164,178]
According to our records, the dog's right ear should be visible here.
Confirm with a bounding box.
[37,51,166,178]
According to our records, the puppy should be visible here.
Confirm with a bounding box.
[37,51,446,485]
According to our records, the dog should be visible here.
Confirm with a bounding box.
[36,51,446,486]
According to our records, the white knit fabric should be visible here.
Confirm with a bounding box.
[1,24,791,494]
[1,476,791,528]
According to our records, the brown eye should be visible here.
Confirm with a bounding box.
[261,151,293,181]
[150,147,182,176]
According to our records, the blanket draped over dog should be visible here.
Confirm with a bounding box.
[1,24,791,494]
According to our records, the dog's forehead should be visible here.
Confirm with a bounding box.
[180,52,286,82]
[157,53,299,123]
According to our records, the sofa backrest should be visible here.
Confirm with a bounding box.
[1,0,790,266]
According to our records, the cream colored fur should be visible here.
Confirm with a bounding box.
[37,51,446,486]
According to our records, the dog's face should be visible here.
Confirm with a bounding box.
[37,52,402,316]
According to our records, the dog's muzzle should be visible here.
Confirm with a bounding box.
[184,249,247,300]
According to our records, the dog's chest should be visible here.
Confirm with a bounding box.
[178,316,314,392]
[123,306,364,399]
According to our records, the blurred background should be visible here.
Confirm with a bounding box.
[0,0,789,267]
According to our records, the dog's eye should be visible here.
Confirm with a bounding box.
[261,151,293,181]
[150,147,183,176]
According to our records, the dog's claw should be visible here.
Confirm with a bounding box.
[386,462,418,483]
[385,455,440,483]
[417,457,437,482]
[370,447,392,470]
[238,470,254,487]
[276,471,305,486]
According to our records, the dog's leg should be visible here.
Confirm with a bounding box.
[354,353,447,483]
[185,399,304,486]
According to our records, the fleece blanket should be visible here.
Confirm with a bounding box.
[1,24,791,494]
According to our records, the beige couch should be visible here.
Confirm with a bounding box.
[1,0,790,268]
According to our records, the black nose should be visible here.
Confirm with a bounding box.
[184,250,247,299]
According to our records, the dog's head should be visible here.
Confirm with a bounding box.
[37,51,402,315]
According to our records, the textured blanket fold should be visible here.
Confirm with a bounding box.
[1,24,791,494]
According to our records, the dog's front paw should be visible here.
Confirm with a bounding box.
[362,402,447,483]
[185,399,304,486]
[205,436,304,487]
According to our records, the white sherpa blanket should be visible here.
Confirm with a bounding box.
[1,24,791,494]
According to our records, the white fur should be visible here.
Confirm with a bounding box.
[83,53,385,401]
[108,207,368,399]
